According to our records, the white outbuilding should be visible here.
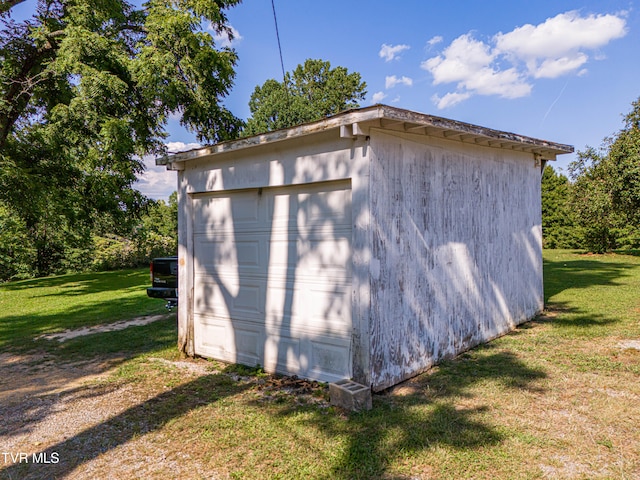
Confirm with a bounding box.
[158,105,572,391]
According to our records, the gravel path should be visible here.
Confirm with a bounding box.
[0,350,219,479]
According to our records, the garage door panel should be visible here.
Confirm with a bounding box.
[195,315,264,366]
[194,192,266,234]
[264,336,301,374]
[264,283,351,334]
[309,338,352,382]
[234,327,263,366]
[194,317,232,361]
[192,181,352,383]
[268,184,351,225]
[267,234,351,273]
[194,236,265,272]
[194,277,265,319]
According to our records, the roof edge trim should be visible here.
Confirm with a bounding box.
[157,104,573,166]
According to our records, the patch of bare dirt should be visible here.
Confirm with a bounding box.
[0,351,220,479]
[36,314,169,342]
[0,348,331,479]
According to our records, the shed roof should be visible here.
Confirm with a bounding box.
[158,105,574,169]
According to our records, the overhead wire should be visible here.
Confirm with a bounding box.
[271,0,287,86]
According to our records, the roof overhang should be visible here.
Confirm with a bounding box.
[157,105,574,170]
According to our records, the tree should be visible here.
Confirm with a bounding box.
[568,147,620,253]
[0,200,35,281]
[568,98,640,252]
[0,0,242,276]
[243,58,367,136]
[134,191,178,259]
[606,98,640,227]
[541,165,580,249]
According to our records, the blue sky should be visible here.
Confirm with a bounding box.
[10,1,640,200]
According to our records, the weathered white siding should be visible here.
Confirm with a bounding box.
[367,130,543,390]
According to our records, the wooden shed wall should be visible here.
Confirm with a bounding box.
[368,130,543,391]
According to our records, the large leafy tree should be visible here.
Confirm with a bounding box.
[541,165,580,249]
[0,0,242,275]
[569,98,640,252]
[244,58,367,136]
[607,98,640,226]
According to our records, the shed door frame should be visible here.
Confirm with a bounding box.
[189,179,353,383]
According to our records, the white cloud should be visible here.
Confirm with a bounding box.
[212,25,243,48]
[465,67,532,98]
[422,34,495,85]
[385,75,413,89]
[427,36,443,47]
[372,91,387,103]
[422,10,627,108]
[494,11,627,61]
[495,11,626,79]
[432,92,472,109]
[379,43,410,62]
[532,54,589,79]
[135,142,202,201]
[166,141,202,153]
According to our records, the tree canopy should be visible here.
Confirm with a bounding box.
[541,165,580,249]
[0,0,242,275]
[243,58,367,136]
[568,97,640,252]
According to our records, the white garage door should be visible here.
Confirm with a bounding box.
[192,180,352,383]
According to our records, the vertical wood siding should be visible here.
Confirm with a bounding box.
[368,130,543,391]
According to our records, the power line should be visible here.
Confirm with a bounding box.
[271,0,286,85]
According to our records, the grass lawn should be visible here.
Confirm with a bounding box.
[0,268,173,355]
[0,250,639,479]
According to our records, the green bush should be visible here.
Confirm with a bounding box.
[91,231,176,272]
[92,235,141,271]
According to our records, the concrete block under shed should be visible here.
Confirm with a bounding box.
[330,379,372,411]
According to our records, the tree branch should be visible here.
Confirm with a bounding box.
[0,0,28,16]
[0,44,50,149]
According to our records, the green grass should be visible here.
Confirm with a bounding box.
[0,268,172,354]
[1,250,639,479]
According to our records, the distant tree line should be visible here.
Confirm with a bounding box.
[542,98,640,253]
[0,192,177,282]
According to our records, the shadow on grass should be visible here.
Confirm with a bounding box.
[0,327,547,479]
[0,301,170,354]
[275,346,547,479]
[542,309,619,330]
[543,254,635,302]
[0,269,149,293]
[541,252,640,335]
[0,271,167,352]
[613,249,640,257]
[0,368,250,480]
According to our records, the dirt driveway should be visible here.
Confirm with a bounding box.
[0,316,328,480]
[0,313,227,479]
